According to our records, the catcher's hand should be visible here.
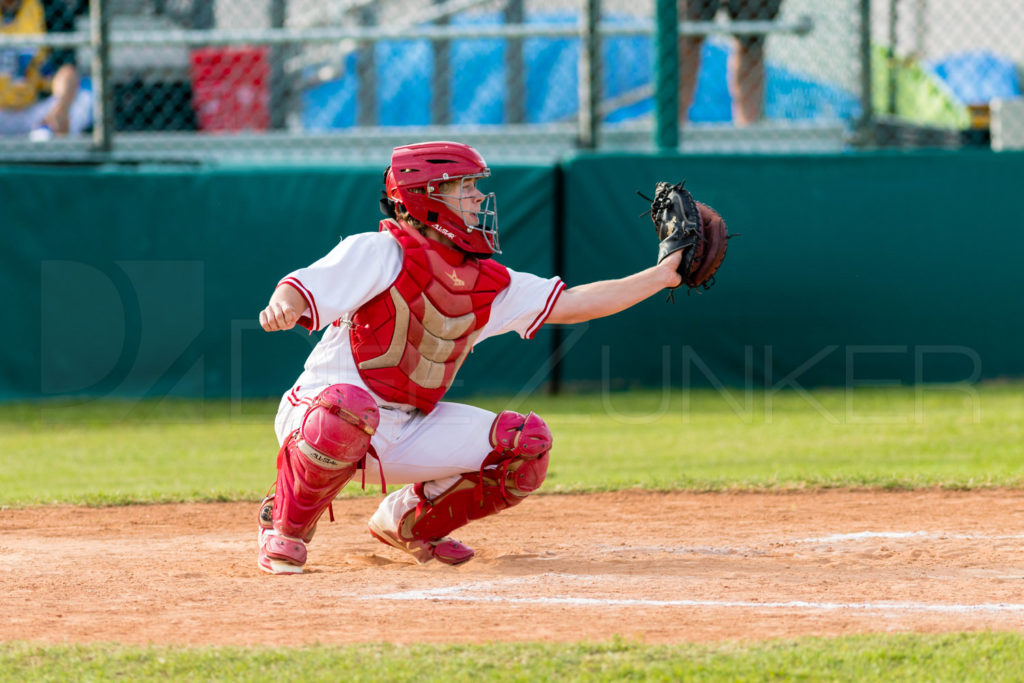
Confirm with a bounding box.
[648,181,730,295]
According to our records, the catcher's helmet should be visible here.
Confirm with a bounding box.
[384,141,500,255]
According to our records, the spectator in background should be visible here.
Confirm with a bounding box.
[678,0,782,126]
[0,0,89,138]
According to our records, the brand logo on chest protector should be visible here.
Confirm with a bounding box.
[446,269,466,288]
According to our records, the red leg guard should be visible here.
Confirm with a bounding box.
[271,384,379,543]
[400,410,551,546]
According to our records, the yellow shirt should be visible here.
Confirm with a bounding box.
[0,0,52,109]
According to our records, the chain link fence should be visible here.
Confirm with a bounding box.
[870,0,1024,151]
[0,0,1021,162]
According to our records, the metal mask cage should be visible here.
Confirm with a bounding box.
[428,172,501,254]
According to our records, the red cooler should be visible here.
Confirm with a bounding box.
[190,47,270,132]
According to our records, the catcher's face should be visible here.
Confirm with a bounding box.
[426,173,500,254]
[433,177,482,222]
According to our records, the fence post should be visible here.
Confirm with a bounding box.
[89,0,112,153]
[504,0,525,125]
[269,0,287,130]
[857,0,874,145]
[432,0,452,125]
[886,0,898,115]
[578,0,601,149]
[654,0,678,150]
[357,5,378,126]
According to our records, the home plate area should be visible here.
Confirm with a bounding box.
[3,490,1024,645]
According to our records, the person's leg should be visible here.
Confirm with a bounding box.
[257,384,380,574]
[678,0,719,123]
[67,84,93,135]
[367,403,552,565]
[726,0,781,126]
[728,35,767,125]
[42,64,79,135]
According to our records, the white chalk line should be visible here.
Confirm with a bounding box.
[794,531,1024,544]
[597,545,751,556]
[362,576,1024,614]
[371,593,1024,614]
[596,531,1024,555]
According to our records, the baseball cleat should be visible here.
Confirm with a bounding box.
[425,537,475,565]
[257,548,305,575]
[257,528,307,575]
[367,514,474,565]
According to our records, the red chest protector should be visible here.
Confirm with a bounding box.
[350,220,511,413]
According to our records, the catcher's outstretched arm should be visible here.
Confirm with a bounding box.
[546,253,682,325]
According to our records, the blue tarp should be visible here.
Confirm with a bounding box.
[927,50,1021,106]
[301,12,860,130]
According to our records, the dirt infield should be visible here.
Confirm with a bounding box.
[3,490,1024,646]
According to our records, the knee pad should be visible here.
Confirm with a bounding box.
[400,411,551,544]
[273,384,380,541]
[487,410,551,495]
[300,383,380,464]
[490,410,552,461]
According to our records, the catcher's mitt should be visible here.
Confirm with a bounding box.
[647,181,730,295]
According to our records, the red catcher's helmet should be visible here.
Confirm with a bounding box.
[385,141,500,255]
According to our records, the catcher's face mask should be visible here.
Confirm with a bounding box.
[430,174,500,255]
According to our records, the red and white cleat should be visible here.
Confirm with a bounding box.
[367,509,474,565]
[258,528,307,575]
[256,495,307,575]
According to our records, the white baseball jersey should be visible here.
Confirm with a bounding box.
[271,229,565,496]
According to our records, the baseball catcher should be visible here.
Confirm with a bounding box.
[648,181,730,296]
[256,141,689,574]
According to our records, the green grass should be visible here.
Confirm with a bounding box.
[1,382,1022,506]
[513,381,1024,492]
[2,633,1022,681]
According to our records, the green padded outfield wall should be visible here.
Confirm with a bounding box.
[559,151,1024,393]
[0,164,558,403]
[3,152,1023,403]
